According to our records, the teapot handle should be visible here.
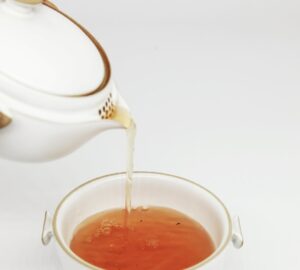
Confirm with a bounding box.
[0,108,12,129]
[0,112,11,129]
[43,0,58,9]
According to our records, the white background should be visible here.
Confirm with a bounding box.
[1,0,300,269]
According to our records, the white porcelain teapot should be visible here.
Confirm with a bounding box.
[0,0,130,162]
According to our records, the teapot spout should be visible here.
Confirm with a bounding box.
[109,95,134,129]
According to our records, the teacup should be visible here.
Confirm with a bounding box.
[42,172,243,270]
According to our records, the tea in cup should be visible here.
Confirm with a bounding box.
[42,172,243,270]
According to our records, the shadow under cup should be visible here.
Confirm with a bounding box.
[53,172,232,270]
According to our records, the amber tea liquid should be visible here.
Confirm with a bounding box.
[70,207,215,270]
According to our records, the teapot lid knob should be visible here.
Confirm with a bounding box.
[15,0,43,4]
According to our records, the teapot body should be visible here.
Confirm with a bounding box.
[0,0,129,162]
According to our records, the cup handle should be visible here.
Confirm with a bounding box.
[231,216,244,249]
[41,211,53,246]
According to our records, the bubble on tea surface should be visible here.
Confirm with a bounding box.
[93,226,102,237]
[113,222,122,229]
[108,243,126,254]
[145,238,159,249]
[91,220,115,237]
[85,236,93,243]
[142,205,149,211]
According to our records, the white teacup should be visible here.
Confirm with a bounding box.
[42,172,243,270]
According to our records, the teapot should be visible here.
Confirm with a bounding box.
[0,0,131,162]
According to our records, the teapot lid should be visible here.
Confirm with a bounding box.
[0,0,110,97]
